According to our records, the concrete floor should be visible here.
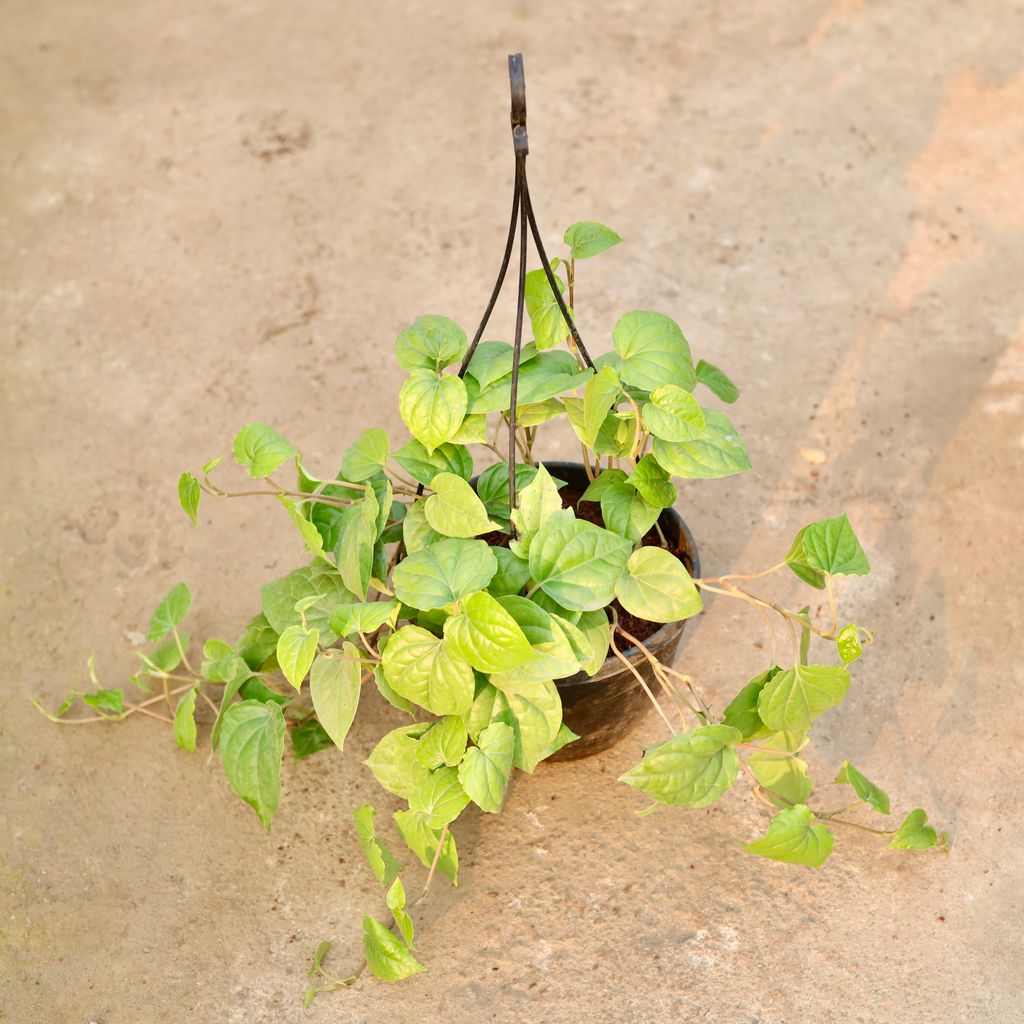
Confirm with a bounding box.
[3,1,1023,1021]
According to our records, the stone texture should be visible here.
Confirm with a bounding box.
[2,1,1022,1021]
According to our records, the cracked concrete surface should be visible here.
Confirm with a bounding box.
[2,1,1023,1021]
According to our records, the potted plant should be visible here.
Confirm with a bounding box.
[36,54,943,1001]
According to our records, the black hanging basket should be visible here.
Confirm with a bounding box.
[443,55,703,759]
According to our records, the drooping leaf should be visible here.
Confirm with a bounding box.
[173,686,199,752]
[232,423,299,479]
[458,721,515,812]
[695,358,740,403]
[290,718,335,759]
[465,340,539,391]
[219,700,286,830]
[424,473,499,538]
[757,664,850,734]
[353,803,403,887]
[577,608,610,675]
[614,547,703,623]
[393,809,459,883]
[402,500,443,554]
[494,678,565,772]
[392,538,497,610]
[393,439,473,487]
[260,565,351,645]
[83,688,124,715]
[399,371,468,454]
[612,310,695,392]
[309,647,362,750]
[372,663,415,716]
[409,766,471,828]
[582,365,622,446]
[178,472,200,526]
[600,483,661,542]
[335,492,378,600]
[395,314,467,372]
[442,591,534,673]
[628,454,676,509]
[745,804,834,867]
[642,384,706,442]
[721,668,777,740]
[748,732,812,805]
[490,597,580,686]
[510,464,562,542]
[888,808,938,850]
[381,626,475,716]
[276,495,328,561]
[147,582,191,642]
[563,220,622,260]
[835,760,891,815]
[564,397,636,456]
[651,409,751,479]
[364,723,432,799]
[524,267,572,350]
[619,725,742,807]
[341,428,390,482]
[516,399,564,427]
[386,876,415,947]
[471,351,592,412]
[276,624,319,691]
[528,511,632,612]
[362,916,424,981]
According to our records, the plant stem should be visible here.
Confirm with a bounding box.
[608,617,676,737]
[31,683,195,725]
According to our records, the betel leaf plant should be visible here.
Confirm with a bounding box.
[37,55,944,1001]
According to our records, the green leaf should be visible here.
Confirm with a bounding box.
[474,461,550,521]
[424,473,499,538]
[651,409,751,479]
[409,766,471,827]
[563,220,622,260]
[458,721,515,812]
[54,692,77,717]
[835,760,891,815]
[749,733,812,805]
[487,547,531,598]
[178,472,200,526]
[173,686,199,752]
[582,365,621,446]
[329,599,400,638]
[83,688,124,715]
[888,808,938,850]
[612,310,695,392]
[393,439,473,487]
[565,397,636,456]
[798,514,871,578]
[510,464,562,541]
[442,591,534,673]
[579,468,628,503]
[416,716,469,769]
[471,351,591,412]
[516,399,563,427]
[524,267,572,350]
[721,668,777,740]
[402,500,443,555]
[260,565,351,645]
[395,314,467,372]
[362,916,424,981]
[147,582,191,642]
[381,625,475,716]
[236,614,278,672]
[386,876,414,947]
[210,666,250,749]
[785,527,827,589]
[199,639,239,682]
[628,455,676,509]
[392,538,497,610]
[393,809,459,883]
[309,646,362,750]
[465,340,539,391]
[490,598,581,686]
[836,624,864,666]
[619,725,741,807]
[290,718,335,759]
[276,625,319,691]
[399,371,468,454]
[341,428,390,482]
[600,483,660,542]
[335,492,378,600]
[232,423,299,479]
[757,664,850,734]
[308,938,332,978]
[450,412,487,444]
[353,803,402,887]
[219,700,286,830]
[614,547,704,623]
[528,511,632,612]
[372,663,415,716]
[695,358,739,403]
[364,723,432,798]
[276,495,328,561]
[642,384,706,442]
[494,678,565,772]
[577,608,610,675]
[745,804,834,867]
